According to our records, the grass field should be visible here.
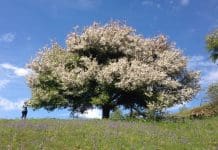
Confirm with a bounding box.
[0,117,218,150]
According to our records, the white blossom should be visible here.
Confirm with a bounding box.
[27,22,200,110]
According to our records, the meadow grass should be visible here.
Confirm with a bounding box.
[0,117,217,150]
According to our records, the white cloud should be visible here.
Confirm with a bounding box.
[0,97,25,111]
[141,0,161,9]
[167,103,186,112]
[180,0,189,6]
[188,55,218,87]
[188,55,215,69]
[0,79,10,89]
[40,0,101,11]
[75,0,99,9]
[141,0,190,9]
[203,70,218,84]
[78,108,101,119]
[0,33,15,43]
[0,63,31,77]
[142,0,153,6]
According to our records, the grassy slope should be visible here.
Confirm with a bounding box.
[177,103,218,118]
[0,117,218,150]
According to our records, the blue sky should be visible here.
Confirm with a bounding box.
[0,0,218,119]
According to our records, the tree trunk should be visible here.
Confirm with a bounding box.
[102,105,110,119]
[130,106,133,117]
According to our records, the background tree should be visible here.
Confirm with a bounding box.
[207,83,218,105]
[110,108,124,120]
[205,29,218,107]
[27,21,200,118]
[206,29,218,62]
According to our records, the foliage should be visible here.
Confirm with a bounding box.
[206,29,218,62]
[0,118,218,149]
[190,103,218,118]
[110,108,124,120]
[176,103,218,118]
[27,44,95,113]
[27,21,200,118]
[207,82,218,105]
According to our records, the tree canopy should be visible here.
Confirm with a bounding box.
[27,22,200,118]
[207,83,218,105]
[206,29,218,62]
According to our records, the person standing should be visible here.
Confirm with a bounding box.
[21,101,28,119]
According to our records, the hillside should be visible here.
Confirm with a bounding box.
[0,117,217,149]
[177,102,218,118]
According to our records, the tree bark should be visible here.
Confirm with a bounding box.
[130,106,133,117]
[102,105,110,119]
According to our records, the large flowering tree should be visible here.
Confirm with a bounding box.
[27,22,200,118]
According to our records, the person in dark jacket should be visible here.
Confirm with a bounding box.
[21,101,28,119]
